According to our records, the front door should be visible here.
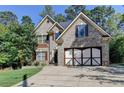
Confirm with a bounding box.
[54,50,58,65]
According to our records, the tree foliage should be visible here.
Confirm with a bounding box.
[0,14,36,67]
[106,13,122,35]
[0,11,18,25]
[54,14,66,23]
[20,16,36,63]
[21,16,34,25]
[118,14,124,31]
[65,5,86,20]
[110,34,124,63]
[90,6,115,30]
[40,5,55,18]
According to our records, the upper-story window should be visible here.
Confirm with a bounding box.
[52,31,61,40]
[75,24,88,38]
[55,32,61,39]
[38,35,49,44]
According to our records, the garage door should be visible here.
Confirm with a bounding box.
[64,47,102,66]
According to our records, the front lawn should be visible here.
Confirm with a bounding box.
[0,66,43,87]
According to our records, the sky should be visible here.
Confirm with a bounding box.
[0,5,123,26]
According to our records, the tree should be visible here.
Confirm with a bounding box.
[2,16,36,67]
[118,14,124,31]
[0,53,10,64]
[40,5,55,18]
[54,14,66,23]
[21,16,34,25]
[0,23,10,65]
[90,6,115,31]
[65,5,90,20]
[5,21,20,63]
[0,11,18,25]
[20,16,36,65]
[106,13,122,35]
[0,23,8,43]
[110,34,124,63]
[0,11,36,69]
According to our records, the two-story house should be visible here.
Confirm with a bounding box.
[34,12,111,66]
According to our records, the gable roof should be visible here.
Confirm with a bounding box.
[47,22,65,33]
[56,12,111,41]
[33,15,56,33]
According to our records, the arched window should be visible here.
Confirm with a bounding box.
[75,24,88,38]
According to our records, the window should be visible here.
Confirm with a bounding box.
[55,32,61,39]
[75,24,88,38]
[37,35,42,43]
[36,52,47,61]
[38,35,48,43]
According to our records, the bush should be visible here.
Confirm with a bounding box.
[11,62,18,70]
[40,62,46,66]
[110,34,124,63]
[33,61,40,66]
[33,60,46,66]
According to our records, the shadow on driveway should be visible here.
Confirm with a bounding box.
[74,65,124,85]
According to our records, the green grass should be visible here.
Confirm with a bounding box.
[0,66,43,87]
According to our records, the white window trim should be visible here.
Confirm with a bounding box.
[38,34,47,44]
[36,51,46,61]
[76,24,87,38]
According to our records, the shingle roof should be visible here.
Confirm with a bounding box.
[59,20,72,29]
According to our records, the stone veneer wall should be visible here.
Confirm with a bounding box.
[35,18,55,64]
[57,17,110,66]
[49,25,63,63]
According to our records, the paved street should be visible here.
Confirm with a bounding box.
[14,65,124,87]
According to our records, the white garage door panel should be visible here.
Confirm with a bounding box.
[83,49,90,57]
[74,49,81,57]
[74,59,81,65]
[92,48,100,57]
[65,49,72,58]
[65,59,73,65]
[83,59,91,65]
[92,58,101,65]
[74,49,81,65]
[65,49,73,65]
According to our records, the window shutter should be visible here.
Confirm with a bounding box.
[45,52,47,60]
[75,25,78,38]
[52,33,54,40]
[85,25,88,36]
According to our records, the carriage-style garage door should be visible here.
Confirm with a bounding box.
[64,47,102,66]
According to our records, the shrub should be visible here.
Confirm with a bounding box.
[33,61,40,66]
[110,34,124,63]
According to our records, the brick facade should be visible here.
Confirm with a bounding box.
[57,17,110,66]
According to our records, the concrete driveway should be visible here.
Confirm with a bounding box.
[14,65,124,87]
